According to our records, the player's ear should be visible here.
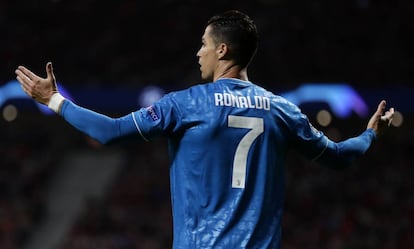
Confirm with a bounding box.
[217,43,229,60]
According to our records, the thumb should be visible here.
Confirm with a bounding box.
[375,100,386,117]
[45,62,58,91]
[46,62,55,80]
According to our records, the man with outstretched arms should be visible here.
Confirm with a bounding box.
[15,10,393,249]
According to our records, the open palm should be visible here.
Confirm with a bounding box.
[15,62,58,105]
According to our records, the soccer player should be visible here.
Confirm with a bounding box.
[15,10,393,249]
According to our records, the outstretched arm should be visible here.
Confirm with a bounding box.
[314,100,394,169]
[289,99,394,169]
[314,129,376,169]
[15,62,141,144]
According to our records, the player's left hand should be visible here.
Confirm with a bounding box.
[367,100,394,136]
[15,62,58,106]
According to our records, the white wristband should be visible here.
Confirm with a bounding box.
[48,93,65,113]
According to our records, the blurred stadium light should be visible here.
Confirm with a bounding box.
[0,80,73,115]
[0,80,410,121]
[280,83,368,118]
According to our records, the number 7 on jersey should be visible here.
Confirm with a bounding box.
[228,115,264,189]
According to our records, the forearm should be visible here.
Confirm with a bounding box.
[59,100,140,144]
[315,129,376,169]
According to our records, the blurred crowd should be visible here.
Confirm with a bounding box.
[0,137,47,249]
[1,0,414,89]
[59,139,172,249]
[2,114,412,249]
[57,120,414,249]
[0,115,64,249]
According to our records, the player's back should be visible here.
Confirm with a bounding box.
[163,78,292,249]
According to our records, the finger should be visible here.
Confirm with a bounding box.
[20,84,31,96]
[383,108,394,118]
[382,107,394,117]
[15,69,34,87]
[16,71,37,100]
[386,107,394,116]
[17,76,34,97]
[381,107,394,126]
[375,100,386,116]
[46,62,54,80]
[17,65,40,81]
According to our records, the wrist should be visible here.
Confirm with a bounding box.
[48,92,65,113]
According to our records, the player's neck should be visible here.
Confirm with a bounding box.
[214,63,248,82]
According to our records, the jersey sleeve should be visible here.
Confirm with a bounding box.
[280,101,329,160]
[279,99,376,169]
[315,129,376,169]
[131,93,183,141]
[60,100,141,144]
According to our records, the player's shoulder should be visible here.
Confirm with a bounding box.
[271,94,299,110]
[155,82,215,112]
[250,84,300,112]
[165,81,216,99]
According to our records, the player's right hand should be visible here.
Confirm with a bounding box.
[15,62,58,106]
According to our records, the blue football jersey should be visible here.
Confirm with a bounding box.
[132,78,330,249]
[59,76,374,248]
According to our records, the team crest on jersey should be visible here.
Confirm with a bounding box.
[146,106,159,121]
[310,122,321,135]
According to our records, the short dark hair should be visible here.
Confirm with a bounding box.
[207,10,258,68]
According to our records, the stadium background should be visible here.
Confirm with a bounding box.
[1,0,413,248]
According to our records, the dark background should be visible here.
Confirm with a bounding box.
[2,0,414,89]
[1,1,413,249]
